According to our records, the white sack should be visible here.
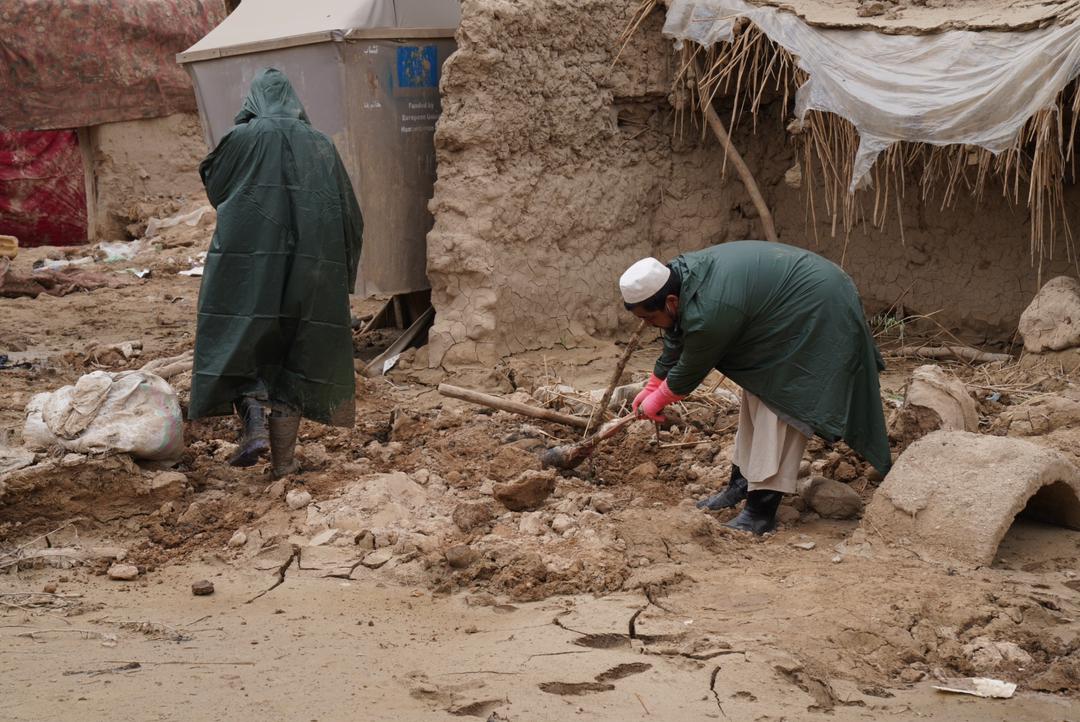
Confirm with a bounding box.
[663,0,1080,188]
[24,370,183,461]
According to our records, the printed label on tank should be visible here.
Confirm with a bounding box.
[396,45,439,89]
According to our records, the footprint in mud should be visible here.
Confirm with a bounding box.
[594,662,652,682]
[448,698,504,717]
[539,681,616,696]
[572,632,631,649]
[540,662,653,696]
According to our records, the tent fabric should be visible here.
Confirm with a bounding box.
[663,0,1080,189]
[189,69,363,427]
[0,0,227,131]
[0,130,87,247]
[179,0,460,60]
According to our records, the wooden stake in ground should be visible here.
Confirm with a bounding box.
[437,384,590,430]
[587,319,648,434]
[692,58,778,244]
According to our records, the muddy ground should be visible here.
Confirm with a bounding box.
[2,210,1079,720]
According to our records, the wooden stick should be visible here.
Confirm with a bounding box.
[692,58,778,244]
[889,345,1011,364]
[438,384,590,430]
[588,319,648,434]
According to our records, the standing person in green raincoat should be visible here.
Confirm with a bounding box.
[620,241,890,535]
[189,68,363,478]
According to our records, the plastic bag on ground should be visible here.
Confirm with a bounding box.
[24,370,183,461]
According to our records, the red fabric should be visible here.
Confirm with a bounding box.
[0,129,87,247]
[0,0,227,131]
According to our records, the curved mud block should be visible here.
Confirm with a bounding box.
[861,430,1080,567]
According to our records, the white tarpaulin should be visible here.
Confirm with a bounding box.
[663,0,1080,189]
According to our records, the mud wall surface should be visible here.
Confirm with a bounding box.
[427,0,1079,366]
[86,113,208,240]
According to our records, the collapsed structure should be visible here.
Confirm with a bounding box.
[0,0,227,244]
[424,0,1080,367]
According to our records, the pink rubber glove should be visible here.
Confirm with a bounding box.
[638,379,685,422]
[631,373,663,413]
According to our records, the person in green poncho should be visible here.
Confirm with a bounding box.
[188,68,363,478]
[620,241,891,535]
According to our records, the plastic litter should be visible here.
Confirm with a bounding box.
[932,677,1016,699]
[23,370,184,461]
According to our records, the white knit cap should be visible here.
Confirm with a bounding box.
[619,257,671,304]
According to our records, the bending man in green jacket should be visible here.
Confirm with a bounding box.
[620,241,891,535]
[189,68,363,477]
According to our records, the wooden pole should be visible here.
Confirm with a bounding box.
[692,59,779,244]
[587,319,648,433]
[437,384,590,430]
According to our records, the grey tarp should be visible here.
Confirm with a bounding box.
[188,69,363,426]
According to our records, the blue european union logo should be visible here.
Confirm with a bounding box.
[396,45,439,89]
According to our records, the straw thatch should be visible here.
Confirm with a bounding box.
[620,1,1080,267]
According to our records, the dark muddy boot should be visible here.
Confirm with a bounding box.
[696,464,749,510]
[268,412,301,479]
[228,398,270,467]
[724,490,784,536]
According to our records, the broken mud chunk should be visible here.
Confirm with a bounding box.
[228,530,247,548]
[493,469,557,511]
[800,476,863,519]
[191,579,214,596]
[445,545,478,569]
[285,489,312,510]
[452,501,495,532]
[107,563,139,581]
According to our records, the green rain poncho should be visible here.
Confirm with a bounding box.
[188,68,363,427]
[653,241,891,474]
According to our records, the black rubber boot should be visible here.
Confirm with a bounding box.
[268,411,301,479]
[696,464,749,510]
[723,490,784,536]
[228,398,270,467]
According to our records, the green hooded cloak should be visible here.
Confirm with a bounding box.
[188,68,363,427]
[653,241,891,474]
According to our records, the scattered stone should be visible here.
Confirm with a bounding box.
[478,479,495,495]
[628,461,659,483]
[43,582,57,594]
[590,496,614,515]
[800,476,864,519]
[831,554,843,564]
[1018,275,1080,352]
[266,479,286,498]
[783,162,803,189]
[963,637,1033,670]
[362,548,394,569]
[150,471,186,490]
[776,505,801,526]
[833,461,857,482]
[798,460,811,478]
[228,530,247,548]
[493,469,557,511]
[519,512,548,536]
[453,501,495,532]
[445,545,478,569]
[286,489,312,510]
[355,530,376,550]
[191,579,214,596]
[300,443,330,469]
[899,667,925,683]
[309,528,339,546]
[790,541,816,551]
[551,513,576,535]
[857,1,887,16]
[107,563,139,581]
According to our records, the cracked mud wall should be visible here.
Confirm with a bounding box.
[85,113,208,241]
[426,0,750,367]
[428,0,1080,366]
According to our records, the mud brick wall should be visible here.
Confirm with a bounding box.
[425,0,1080,367]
